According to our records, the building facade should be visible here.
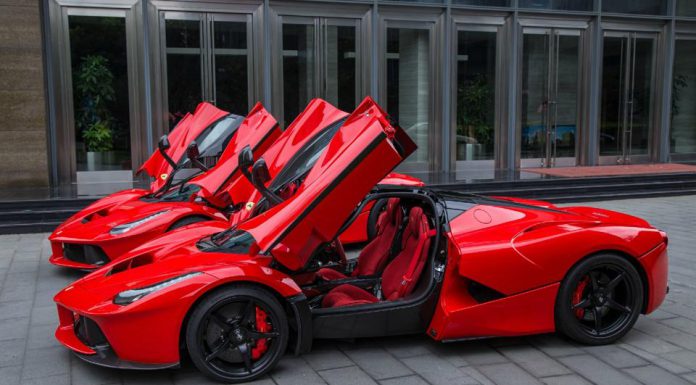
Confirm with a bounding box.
[2,0,696,195]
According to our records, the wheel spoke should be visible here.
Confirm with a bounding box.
[607,298,632,313]
[607,273,625,290]
[211,312,233,332]
[205,339,231,362]
[572,297,592,310]
[589,272,599,292]
[592,307,602,333]
[238,342,253,373]
[241,300,256,327]
[248,330,280,340]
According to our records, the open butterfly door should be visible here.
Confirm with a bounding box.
[239,97,416,271]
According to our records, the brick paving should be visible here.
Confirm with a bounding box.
[0,195,695,385]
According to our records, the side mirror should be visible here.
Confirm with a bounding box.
[158,135,171,151]
[157,135,176,168]
[238,145,254,182]
[187,141,209,171]
[251,159,283,205]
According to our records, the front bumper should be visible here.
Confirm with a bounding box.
[49,241,109,270]
[638,240,669,314]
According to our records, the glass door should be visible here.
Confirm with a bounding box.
[520,28,581,169]
[162,12,253,129]
[453,26,499,180]
[383,21,436,176]
[278,16,360,126]
[600,32,657,164]
[48,4,142,196]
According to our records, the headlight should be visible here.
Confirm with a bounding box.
[113,272,202,305]
[110,210,169,235]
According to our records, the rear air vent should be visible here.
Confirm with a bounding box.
[468,280,505,303]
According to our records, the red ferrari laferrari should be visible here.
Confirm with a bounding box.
[53,97,668,383]
[49,97,419,270]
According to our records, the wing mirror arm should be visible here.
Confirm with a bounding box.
[238,145,254,183]
[158,135,177,169]
[251,158,283,206]
[186,141,209,172]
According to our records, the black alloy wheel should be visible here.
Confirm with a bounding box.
[186,286,288,383]
[555,253,643,345]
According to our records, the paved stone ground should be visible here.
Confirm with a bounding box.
[1,195,695,385]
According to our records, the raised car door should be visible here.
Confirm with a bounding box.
[239,97,417,271]
[189,103,281,204]
[138,102,230,191]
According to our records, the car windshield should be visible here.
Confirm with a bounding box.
[268,117,346,192]
[160,114,244,196]
[175,114,244,170]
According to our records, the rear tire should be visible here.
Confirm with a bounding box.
[186,286,289,383]
[555,253,643,345]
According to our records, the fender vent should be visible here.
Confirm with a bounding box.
[468,280,504,303]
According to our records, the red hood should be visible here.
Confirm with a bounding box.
[138,102,229,191]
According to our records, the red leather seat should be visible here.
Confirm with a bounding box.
[322,207,433,308]
[316,198,402,280]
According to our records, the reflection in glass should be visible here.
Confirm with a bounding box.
[451,0,509,6]
[325,25,357,113]
[69,15,131,172]
[602,0,667,15]
[214,21,248,115]
[386,28,431,165]
[600,36,654,158]
[671,40,696,154]
[283,23,315,127]
[456,30,496,161]
[519,0,592,11]
[165,19,202,129]
[677,0,696,17]
[521,33,578,164]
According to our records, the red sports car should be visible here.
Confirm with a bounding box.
[48,102,281,269]
[53,97,668,383]
[49,98,418,270]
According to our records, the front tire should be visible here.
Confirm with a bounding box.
[555,253,643,345]
[186,286,289,383]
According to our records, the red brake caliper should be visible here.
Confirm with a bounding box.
[573,277,590,319]
[251,307,271,360]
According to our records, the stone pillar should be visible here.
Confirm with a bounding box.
[0,0,49,188]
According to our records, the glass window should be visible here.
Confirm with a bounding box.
[602,0,667,15]
[165,19,202,129]
[456,30,496,161]
[452,0,510,6]
[677,0,696,17]
[671,40,696,154]
[213,21,249,115]
[69,15,131,172]
[519,0,593,11]
[325,25,357,113]
[282,23,316,127]
[386,27,431,167]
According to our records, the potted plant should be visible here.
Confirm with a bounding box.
[74,55,115,171]
[457,74,493,160]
